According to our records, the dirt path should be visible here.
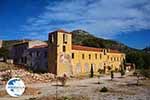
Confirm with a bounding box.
[0,73,150,100]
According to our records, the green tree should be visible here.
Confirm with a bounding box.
[90,65,94,78]
[82,38,105,48]
[126,52,145,69]
[0,47,9,61]
[142,53,150,69]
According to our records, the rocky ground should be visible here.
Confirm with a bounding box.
[0,62,150,100]
[0,72,150,100]
[0,62,55,84]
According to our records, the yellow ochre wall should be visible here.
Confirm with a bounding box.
[56,32,72,76]
[48,30,125,76]
[71,50,125,75]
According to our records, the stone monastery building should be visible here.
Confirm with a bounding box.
[11,30,125,76]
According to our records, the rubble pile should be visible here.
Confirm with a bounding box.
[0,69,55,84]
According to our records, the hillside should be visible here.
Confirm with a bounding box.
[2,39,31,49]
[71,29,140,53]
[71,30,150,69]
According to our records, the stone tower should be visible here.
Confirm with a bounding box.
[48,30,72,76]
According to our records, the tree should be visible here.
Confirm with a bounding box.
[126,52,146,69]
[90,65,94,78]
[119,58,126,77]
[0,47,9,61]
[120,67,125,77]
[142,53,150,69]
[82,38,105,48]
[111,71,114,80]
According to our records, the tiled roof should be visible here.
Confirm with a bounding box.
[72,45,121,53]
[31,44,48,48]
[72,45,103,52]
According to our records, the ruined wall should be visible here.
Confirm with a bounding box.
[0,40,2,48]
[28,40,47,48]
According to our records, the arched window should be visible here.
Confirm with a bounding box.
[84,63,89,72]
[76,63,81,73]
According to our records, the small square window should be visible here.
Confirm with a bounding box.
[89,54,91,59]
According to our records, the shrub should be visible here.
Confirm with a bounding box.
[133,71,138,76]
[100,87,108,92]
[57,74,68,86]
[140,69,150,78]
[1,72,11,81]
[62,96,72,100]
[120,66,125,77]
[98,69,104,74]
[108,66,112,71]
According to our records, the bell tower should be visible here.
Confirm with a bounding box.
[48,30,72,76]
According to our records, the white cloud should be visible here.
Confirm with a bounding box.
[22,0,150,39]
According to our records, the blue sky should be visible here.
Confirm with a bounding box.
[0,0,150,49]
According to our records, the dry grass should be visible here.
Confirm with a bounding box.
[24,87,41,96]
[35,95,90,100]
[0,87,41,98]
[0,90,7,97]
[0,62,21,71]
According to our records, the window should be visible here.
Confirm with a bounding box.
[63,46,66,52]
[111,57,113,61]
[107,55,109,60]
[37,51,39,56]
[114,57,116,61]
[52,34,54,43]
[72,53,74,59]
[89,54,91,59]
[104,49,107,55]
[100,54,102,59]
[49,34,54,43]
[63,34,67,43]
[82,54,84,59]
[85,63,89,72]
[44,52,47,58]
[21,57,24,63]
[95,54,97,59]
[76,63,81,73]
